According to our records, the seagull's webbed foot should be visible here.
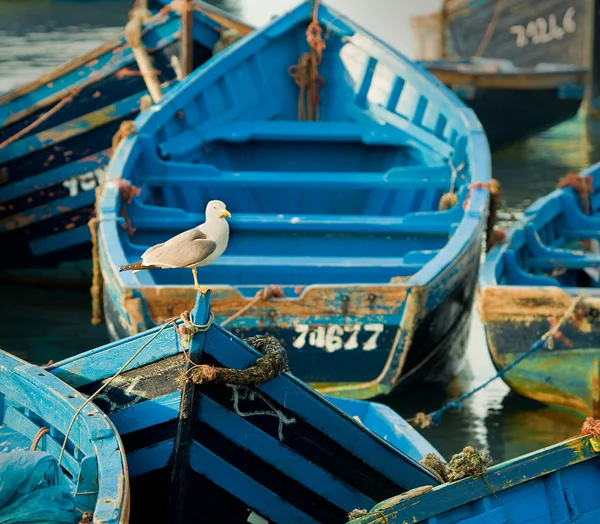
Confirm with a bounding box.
[194,285,211,295]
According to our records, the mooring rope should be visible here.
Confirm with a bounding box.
[410,294,588,428]
[557,172,593,216]
[221,286,284,327]
[288,0,325,121]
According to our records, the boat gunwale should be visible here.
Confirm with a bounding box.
[98,0,491,295]
[0,349,130,524]
[0,0,252,111]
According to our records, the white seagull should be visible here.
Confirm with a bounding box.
[119,199,231,294]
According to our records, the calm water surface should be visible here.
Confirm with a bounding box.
[0,0,598,464]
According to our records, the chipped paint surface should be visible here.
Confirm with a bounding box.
[478,286,600,416]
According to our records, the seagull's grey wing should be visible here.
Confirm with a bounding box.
[142,228,217,268]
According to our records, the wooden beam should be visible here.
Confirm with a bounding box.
[181,0,194,77]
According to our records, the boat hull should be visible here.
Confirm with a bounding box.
[411,0,592,68]
[0,6,252,275]
[349,432,600,523]
[480,286,600,417]
[424,66,586,150]
[102,223,482,399]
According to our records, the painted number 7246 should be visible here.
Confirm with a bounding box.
[292,323,385,353]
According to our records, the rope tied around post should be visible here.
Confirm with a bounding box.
[438,159,463,210]
[409,294,588,429]
[173,309,214,351]
[221,286,284,327]
[288,0,325,121]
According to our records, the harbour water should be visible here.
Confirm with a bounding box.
[0,0,598,463]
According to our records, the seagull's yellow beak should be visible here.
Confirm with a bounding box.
[220,209,231,218]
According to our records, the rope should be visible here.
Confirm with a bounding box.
[118,179,141,237]
[111,120,136,153]
[0,89,78,150]
[88,216,103,325]
[288,0,325,121]
[29,427,50,451]
[557,173,593,215]
[410,295,587,428]
[58,321,172,466]
[473,0,507,57]
[221,286,284,327]
[173,310,214,351]
[438,159,463,210]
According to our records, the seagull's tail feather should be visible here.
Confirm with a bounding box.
[119,260,157,272]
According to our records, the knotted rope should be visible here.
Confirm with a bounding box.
[221,286,284,327]
[288,0,325,121]
[173,309,214,351]
[410,295,587,428]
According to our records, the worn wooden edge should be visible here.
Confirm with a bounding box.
[430,70,587,90]
[355,434,600,523]
[477,285,600,325]
[135,284,410,327]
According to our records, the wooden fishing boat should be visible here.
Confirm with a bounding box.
[97,0,492,399]
[347,421,600,523]
[0,0,252,274]
[0,349,129,522]
[410,0,589,69]
[478,162,600,416]
[420,59,586,150]
[48,291,442,523]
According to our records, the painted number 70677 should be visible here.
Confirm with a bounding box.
[292,323,385,353]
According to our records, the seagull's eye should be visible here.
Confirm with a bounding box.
[213,206,216,209]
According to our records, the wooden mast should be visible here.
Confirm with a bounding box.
[181,0,194,77]
[166,291,212,522]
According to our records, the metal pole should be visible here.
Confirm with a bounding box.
[181,0,194,77]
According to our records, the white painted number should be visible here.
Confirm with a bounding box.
[293,323,385,352]
[62,168,105,197]
[510,7,576,48]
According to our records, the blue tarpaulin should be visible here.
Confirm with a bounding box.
[0,450,79,524]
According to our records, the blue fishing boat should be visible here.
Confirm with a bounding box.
[479,163,600,416]
[49,290,443,523]
[0,350,128,522]
[348,420,600,523]
[420,59,587,150]
[0,0,252,277]
[96,0,492,399]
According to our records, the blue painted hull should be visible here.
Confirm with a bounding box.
[50,291,442,523]
[0,350,128,522]
[0,2,252,273]
[349,429,600,523]
[97,1,491,399]
[479,162,600,415]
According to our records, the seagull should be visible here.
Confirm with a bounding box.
[119,199,231,294]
